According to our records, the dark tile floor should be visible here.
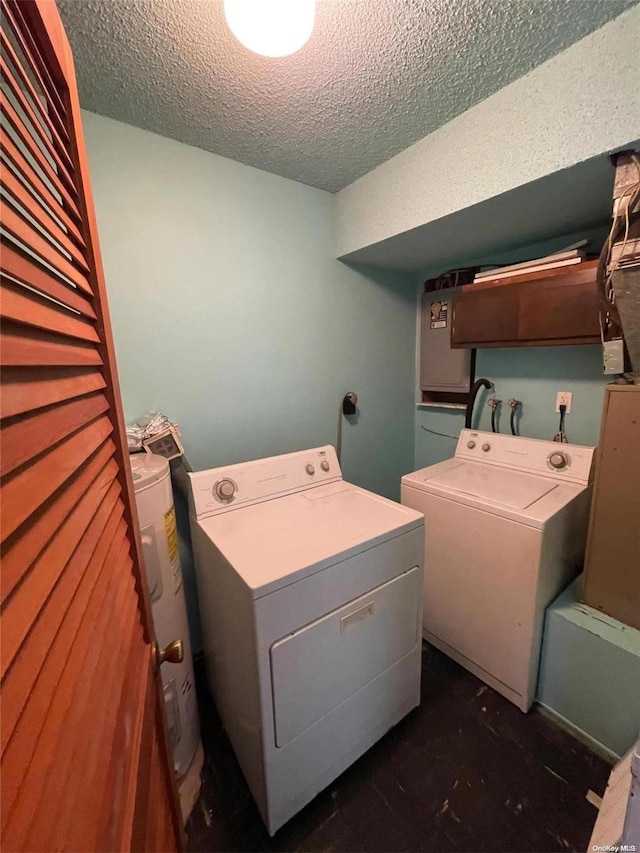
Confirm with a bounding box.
[186,643,611,852]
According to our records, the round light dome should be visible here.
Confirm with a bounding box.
[223,0,315,58]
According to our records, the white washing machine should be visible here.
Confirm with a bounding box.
[188,446,424,835]
[130,453,203,822]
[401,429,595,713]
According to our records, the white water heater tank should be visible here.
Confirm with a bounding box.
[130,453,203,823]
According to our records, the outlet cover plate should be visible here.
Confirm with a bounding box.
[603,339,625,374]
[556,391,573,413]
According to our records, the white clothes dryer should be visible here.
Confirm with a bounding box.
[188,446,424,835]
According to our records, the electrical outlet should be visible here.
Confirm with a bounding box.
[603,339,625,374]
[555,392,572,413]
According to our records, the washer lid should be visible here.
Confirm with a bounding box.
[129,452,169,492]
[427,462,558,509]
[195,481,424,598]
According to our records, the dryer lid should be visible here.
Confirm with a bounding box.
[195,481,423,598]
[425,462,558,509]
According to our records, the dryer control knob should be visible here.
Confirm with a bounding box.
[215,479,236,500]
[320,460,330,472]
[481,443,491,452]
[549,451,568,470]
[305,464,316,475]
[467,440,476,449]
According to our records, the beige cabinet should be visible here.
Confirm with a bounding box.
[583,385,640,630]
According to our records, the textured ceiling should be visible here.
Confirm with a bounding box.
[58,0,636,192]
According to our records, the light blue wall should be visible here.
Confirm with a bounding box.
[82,111,417,650]
[415,228,611,469]
[416,346,610,469]
[83,111,416,498]
[538,579,640,759]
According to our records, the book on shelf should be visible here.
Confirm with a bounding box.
[473,256,583,283]
[473,253,584,284]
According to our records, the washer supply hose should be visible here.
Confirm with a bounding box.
[508,399,521,436]
[488,397,501,433]
[554,404,568,443]
[465,378,494,428]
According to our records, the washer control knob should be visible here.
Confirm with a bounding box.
[549,451,569,470]
[320,460,330,472]
[215,479,236,500]
[481,443,491,452]
[305,463,316,475]
[467,440,476,449]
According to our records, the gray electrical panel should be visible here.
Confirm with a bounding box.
[420,287,473,396]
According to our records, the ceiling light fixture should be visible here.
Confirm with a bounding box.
[223,0,315,58]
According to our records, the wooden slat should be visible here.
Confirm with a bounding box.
[1,130,83,241]
[1,548,133,840]
[1,240,95,317]
[1,366,106,419]
[0,507,126,759]
[160,792,177,852]
[1,390,109,476]
[96,631,149,853]
[114,650,153,853]
[2,164,88,268]
[0,322,103,367]
[1,89,79,218]
[1,0,67,130]
[0,27,71,163]
[144,728,162,852]
[0,414,113,542]
[52,543,141,849]
[1,443,116,604]
[129,665,158,853]
[1,474,120,679]
[0,277,99,342]
[0,53,76,188]
[60,535,136,851]
[1,199,92,293]
[151,721,175,853]
[156,793,175,853]
[141,688,173,853]
[21,566,137,852]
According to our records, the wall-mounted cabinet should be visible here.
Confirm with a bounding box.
[451,260,600,349]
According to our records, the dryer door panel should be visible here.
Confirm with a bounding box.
[270,567,421,747]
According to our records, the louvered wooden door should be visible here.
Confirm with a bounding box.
[0,1,184,850]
